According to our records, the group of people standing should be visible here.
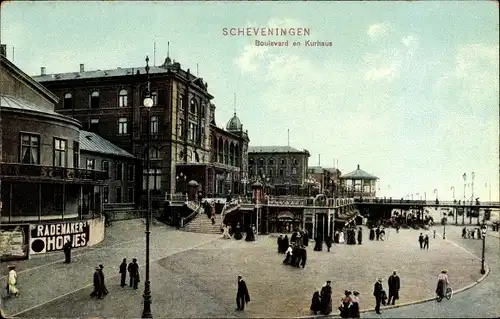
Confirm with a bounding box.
[418,233,430,249]
[373,271,401,314]
[369,227,386,241]
[90,257,140,300]
[310,281,333,315]
[462,227,483,240]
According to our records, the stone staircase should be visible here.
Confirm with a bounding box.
[182,212,223,234]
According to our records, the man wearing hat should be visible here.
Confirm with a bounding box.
[320,280,332,314]
[373,277,383,314]
[236,275,250,311]
[387,271,400,305]
[90,266,103,299]
[99,264,108,296]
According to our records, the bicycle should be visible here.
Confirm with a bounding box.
[436,285,453,302]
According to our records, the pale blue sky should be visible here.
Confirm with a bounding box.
[1,1,498,201]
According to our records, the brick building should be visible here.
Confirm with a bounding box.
[0,54,108,222]
[33,56,249,200]
[247,146,310,195]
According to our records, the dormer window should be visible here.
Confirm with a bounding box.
[119,89,128,107]
[90,91,99,109]
[190,98,197,114]
[63,93,73,109]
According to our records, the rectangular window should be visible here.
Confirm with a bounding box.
[86,158,95,170]
[73,141,80,168]
[179,94,184,110]
[53,138,67,167]
[152,91,158,106]
[189,122,195,141]
[142,168,162,190]
[128,164,135,181]
[103,186,109,203]
[89,119,99,133]
[20,133,40,164]
[119,91,128,107]
[54,193,64,210]
[127,187,134,203]
[178,119,184,137]
[116,162,123,180]
[101,161,109,175]
[116,187,122,203]
[292,167,297,175]
[150,116,158,134]
[279,169,284,176]
[118,118,128,134]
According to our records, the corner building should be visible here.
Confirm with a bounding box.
[33,56,249,203]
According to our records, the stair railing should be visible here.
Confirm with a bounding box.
[181,202,202,228]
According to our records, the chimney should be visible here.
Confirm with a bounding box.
[0,44,6,57]
[80,63,84,72]
[41,67,46,76]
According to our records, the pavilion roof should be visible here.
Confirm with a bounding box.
[340,164,378,180]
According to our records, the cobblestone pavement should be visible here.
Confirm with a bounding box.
[5,224,483,318]
[1,220,219,317]
[361,225,500,318]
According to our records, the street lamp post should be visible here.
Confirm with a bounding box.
[141,55,154,319]
[433,188,438,203]
[463,173,467,225]
[480,225,486,274]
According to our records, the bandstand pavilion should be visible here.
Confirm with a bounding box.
[340,165,378,198]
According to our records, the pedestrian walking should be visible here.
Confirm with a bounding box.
[99,264,108,296]
[373,277,383,314]
[387,271,400,305]
[119,258,127,287]
[424,234,429,250]
[7,265,19,297]
[128,258,140,289]
[418,233,424,249]
[90,267,103,299]
[63,239,72,264]
[236,275,250,311]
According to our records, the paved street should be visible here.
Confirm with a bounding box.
[362,225,500,318]
[1,221,485,318]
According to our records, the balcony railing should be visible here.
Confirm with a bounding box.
[0,163,108,182]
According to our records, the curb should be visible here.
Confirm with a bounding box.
[293,242,491,319]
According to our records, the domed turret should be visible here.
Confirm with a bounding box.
[226,113,243,131]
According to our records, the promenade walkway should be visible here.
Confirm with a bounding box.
[3,221,484,318]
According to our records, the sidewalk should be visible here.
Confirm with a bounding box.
[1,219,219,317]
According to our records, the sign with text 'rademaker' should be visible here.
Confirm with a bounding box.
[29,221,90,255]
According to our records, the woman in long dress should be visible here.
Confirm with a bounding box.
[338,231,345,244]
[8,265,19,297]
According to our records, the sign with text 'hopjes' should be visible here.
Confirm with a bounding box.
[29,221,90,254]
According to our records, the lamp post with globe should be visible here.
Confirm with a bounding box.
[141,56,154,319]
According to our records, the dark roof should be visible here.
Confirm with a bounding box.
[308,166,324,174]
[1,55,59,104]
[1,94,80,126]
[340,165,378,180]
[226,113,243,131]
[248,146,306,154]
[34,66,171,82]
[79,131,134,158]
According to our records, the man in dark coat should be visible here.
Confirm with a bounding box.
[63,239,72,263]
[373,277,383,314]
[119,258,127,287]
[418,233,424,249]
[387,271,400,305]
[314,237,323,251]
[99,264,108,296]
[357,227,363,245]
[303,229,309,246]
[291,231,298,244]
[325,236,332,252]
[90,267,103,299]
[375,227,381,241]
[369,228,375,241]
[423,234,429,250]
[234,223,243,240]
[277,235,283,253]
[320,280,333,314]
[128,258,140,289]
[236,275,250,311]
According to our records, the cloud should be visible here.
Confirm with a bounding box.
[401,35,419,55]
[434,43,499,109]
[367,22,390,39]
[233,18,304,73]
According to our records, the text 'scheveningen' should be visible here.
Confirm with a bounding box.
[222,27,311,36]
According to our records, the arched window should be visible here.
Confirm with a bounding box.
[190,98,197,114]
[63,93,73,109]
[119,89,128,107]
[258,158,264,166]
[268,158,274,165]
[90,91,99,109]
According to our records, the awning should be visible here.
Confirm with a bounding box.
[277,211,294,220]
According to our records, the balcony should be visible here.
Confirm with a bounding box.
[0,163,108,184]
